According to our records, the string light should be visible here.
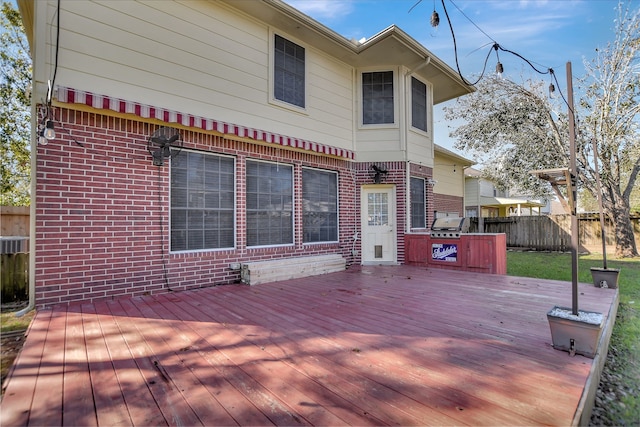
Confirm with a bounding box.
[431,0,440,27]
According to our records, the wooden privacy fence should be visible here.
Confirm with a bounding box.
[468,214,640,252]
[1,253,29,302]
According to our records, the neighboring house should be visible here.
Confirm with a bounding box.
[432,145,474,220]
[464,168,547,219]
[18,0,472,308]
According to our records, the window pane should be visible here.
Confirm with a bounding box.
[410,177,426,228]
[170,151,235,251]
[246,160,293,246]
[362,71,394,124]
[412,77,428,132]
[303,168,338,243]
[274,35,305,108]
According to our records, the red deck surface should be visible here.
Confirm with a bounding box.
[1,265,618,426]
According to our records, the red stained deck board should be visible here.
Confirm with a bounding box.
[1,265,617,426]
[0,310,53,427]
[27,307,66,426]
[79,304,132,427]
[195,285,555,425]
[61,307,96,426]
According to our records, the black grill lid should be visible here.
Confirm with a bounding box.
[430,217,467,232]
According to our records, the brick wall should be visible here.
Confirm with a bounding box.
[433,193,464,217]
[35,107,356,308]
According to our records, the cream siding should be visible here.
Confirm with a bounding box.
[37,0,354,150]
[433,153,466,198]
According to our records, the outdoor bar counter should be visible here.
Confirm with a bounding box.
[405,232,507,274]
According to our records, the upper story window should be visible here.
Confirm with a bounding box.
[410,177,426,228]
[246,160,293,247]
[362,71,394,124]
[274,34,305,108]
[170,151,235,252]
[302,168,338,243]
[411,77,428,132]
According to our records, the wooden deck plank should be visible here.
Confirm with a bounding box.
[61,308,96,426]
[92,301,168,426]
[79,303,132,427]
[26,306,66,426]
[0,310,53,427]
[116,297,240,426]
[133,296,277,426]
[105,299,203,427]
[201,285,554,425]
[149,293,311,426]
[156,294,354,426]
[0,265,618,426]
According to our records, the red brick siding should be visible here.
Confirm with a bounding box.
[433,193,464,217]
[35,107,357,308]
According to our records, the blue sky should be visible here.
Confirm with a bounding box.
[284,0,633,153]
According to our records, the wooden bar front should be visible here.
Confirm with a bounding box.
[405,233,507,274]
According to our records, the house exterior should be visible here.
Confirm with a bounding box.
[432,145,474,220]
[464,168,547,220]
[18,0,472,308]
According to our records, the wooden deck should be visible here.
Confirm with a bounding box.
[1,265,618,426]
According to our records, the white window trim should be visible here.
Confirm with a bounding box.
[358,67,400,129]
[410,176,427,229]
[268,29,309,114]
[302,166,340,245]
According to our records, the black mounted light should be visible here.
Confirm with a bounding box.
[371,164,388,184]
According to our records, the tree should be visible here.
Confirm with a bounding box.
[443,3,639,258]
[0,1,31,206]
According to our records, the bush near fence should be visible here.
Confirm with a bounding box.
[468,214,640,252]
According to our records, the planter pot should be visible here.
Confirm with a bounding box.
[590,267,620,289]
[547,306,604,358]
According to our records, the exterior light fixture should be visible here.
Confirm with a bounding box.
[43,120,56,140]
[430,10,439,27]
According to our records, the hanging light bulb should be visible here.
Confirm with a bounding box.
[43,120,56,140]
[548,69,556,97]
[496,61,503,77]
[430,10,439,27]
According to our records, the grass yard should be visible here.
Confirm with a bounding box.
[508,251,640,425]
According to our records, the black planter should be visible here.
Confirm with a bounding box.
[590,267,620,289]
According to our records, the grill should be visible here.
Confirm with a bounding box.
[430,217,468,238]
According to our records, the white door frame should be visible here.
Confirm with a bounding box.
[360,184,397,264]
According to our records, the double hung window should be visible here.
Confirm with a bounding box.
[411,77,428,132]
[362,71,394,124]
[410,177,426,228]
[274,34,305,108]
[246,160,293,246]
[170,151,235,251]
[302,168,338,243]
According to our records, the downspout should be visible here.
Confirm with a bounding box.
[16,99,37,317]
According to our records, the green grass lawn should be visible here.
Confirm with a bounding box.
[507,251,640,424]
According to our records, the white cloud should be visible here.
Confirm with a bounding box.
[286,0,355,20]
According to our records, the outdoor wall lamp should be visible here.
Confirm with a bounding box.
[371,164,388,184]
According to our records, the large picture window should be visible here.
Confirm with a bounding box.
[302,168,338,243]
[410,177,426,228]
[411,77,428,132]
[170,151,235,251]
[362,71,394,124]
[246,160,293,246]
[274,34,305,108]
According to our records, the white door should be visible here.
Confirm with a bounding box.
[361,185,396,264]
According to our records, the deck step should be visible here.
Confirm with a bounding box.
[240,254,345,285]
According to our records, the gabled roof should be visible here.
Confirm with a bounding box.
[434,144,474,166]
